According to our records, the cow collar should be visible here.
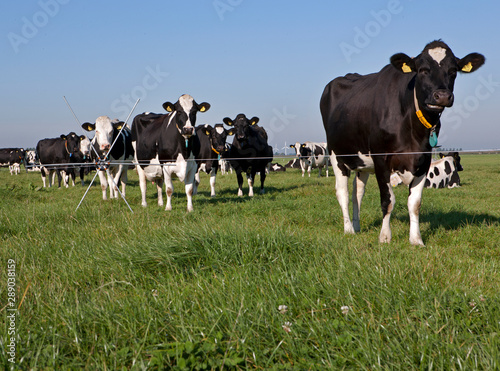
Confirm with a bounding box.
[64,140,72,158]
[413,89,439,148]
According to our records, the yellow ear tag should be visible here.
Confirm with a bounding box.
[199,106,206,112]
[402,63,412,73]
[462,62,473,72]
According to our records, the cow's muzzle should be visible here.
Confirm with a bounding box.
[427,90,454,111]
[181,126,194,138]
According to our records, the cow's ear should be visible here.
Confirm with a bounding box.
[289,144,294,148]
[198,102,210,113]
[113,121,125,130]
[163,102,175,112]
[250,117,259,125]
[203,124,213,136]
[79,135,86,141]
[458,53,485,73]
[439,153,445,158]
[390,53,415,73]
[82,122,95,132]
[60,134,67,140]
[223,117,234,126]
[227,128,235,136]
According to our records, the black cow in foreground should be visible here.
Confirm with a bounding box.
[223,114,273,196]
[194,124,230,197]
[36,133,86,188]
[82,116,134,200]
[0,148,25,174]
[320,40,484,246]
[131,94,210,212]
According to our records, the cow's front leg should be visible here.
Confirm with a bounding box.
[236,170,244,196]
[209,167,217,197]
[184,164,197,212]
[164,170,174,211]
[247,170,255,197]
[259,167,266,194]
[98,170,108,200]
[408,174,426,246]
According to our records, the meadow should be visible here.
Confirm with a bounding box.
[1,154,499,370]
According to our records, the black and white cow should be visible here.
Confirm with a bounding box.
[25,150,41,172]
[223,114,273,196]
[131,94,210,211]
[82,117,134,200]
[0,148,25,174]
[320,40,484,245]
[269,163,286,172]
[290,142,329,177]
[425,152,463,188]
[194,123,230,197]
[219,143,232,175]
[36,133,85,188]
[285,158,301,169]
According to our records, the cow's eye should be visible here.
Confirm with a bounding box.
[419,67,430,75]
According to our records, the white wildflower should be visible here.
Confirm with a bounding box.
[278,305,288,314]
[341,305,350,315]
[282,322,292,333]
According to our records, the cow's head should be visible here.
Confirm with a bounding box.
[223,114,259,143]
[290,142,312,159]
[390,40,485,114]
[163,94,210,139]
[202,124,230,155]
[440,151,463,172]
[82,116,124,151]
[61,132,84,160]
[79,136,91,160]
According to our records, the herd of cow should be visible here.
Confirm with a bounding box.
[1,41,484,246]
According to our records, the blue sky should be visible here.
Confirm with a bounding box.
[1,0,499,151]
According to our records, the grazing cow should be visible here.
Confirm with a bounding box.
[36,133,85,188]
[0,148,25,174]
[131,94,210,211]
[425,152,463,188]
[82,117,134,200]
[223,114,273,196]
[194,123,230,197]
[320,40,484,245]
[269,163,286,172]
[290,142,329,177]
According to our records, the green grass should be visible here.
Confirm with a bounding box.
[1,154,499,369]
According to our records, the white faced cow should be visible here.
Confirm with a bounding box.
[131,94,210,212]
[320,40,484,246]
[290,142,329,177]
[82,117,134,200]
